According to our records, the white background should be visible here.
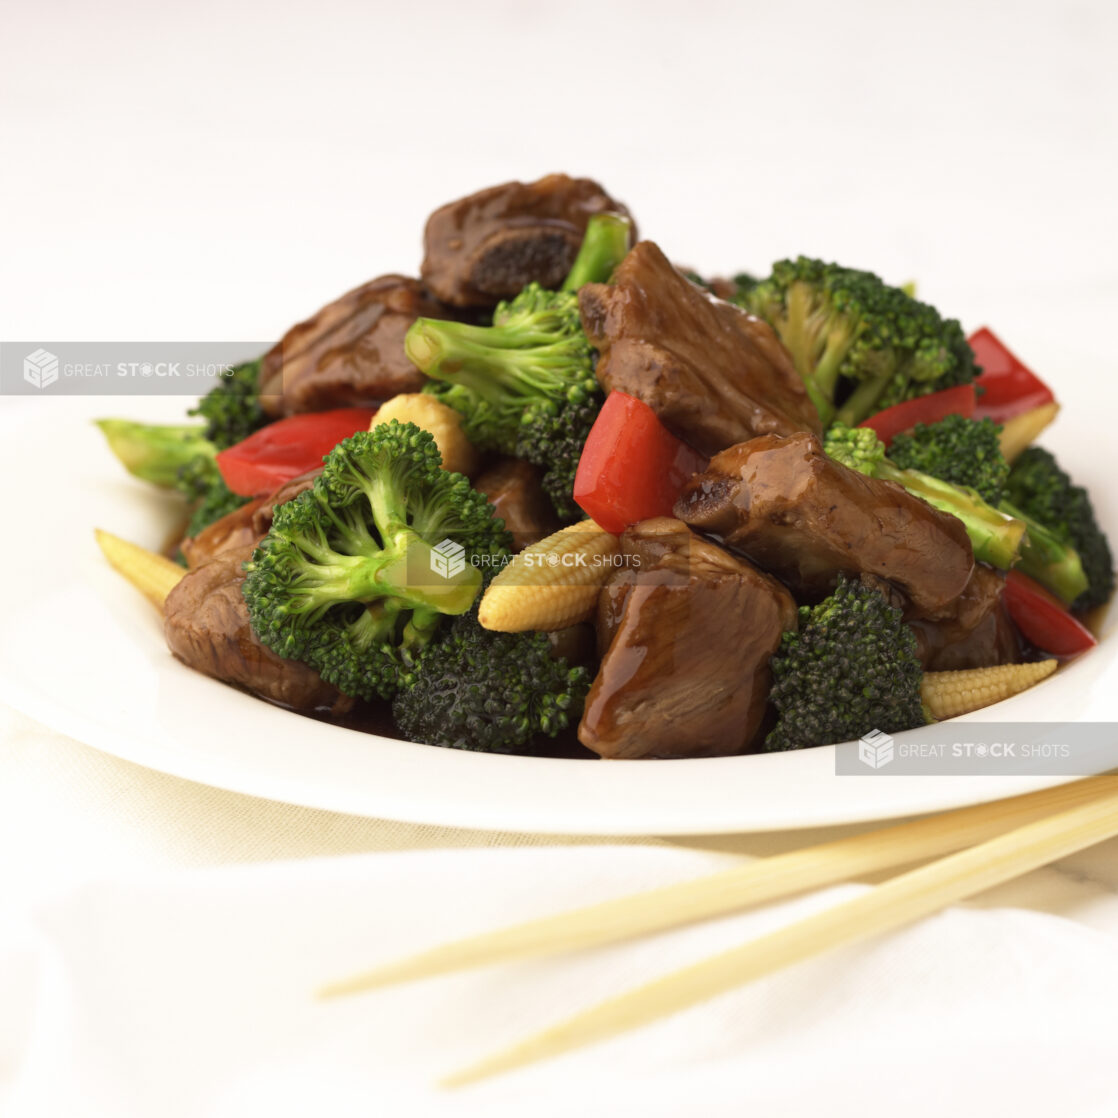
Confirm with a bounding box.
[2,2,1118,1113]
[3,0,1115,348]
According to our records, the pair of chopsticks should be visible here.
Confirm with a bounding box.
[320,775,1118,1086]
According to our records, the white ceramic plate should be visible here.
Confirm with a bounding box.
[3,362,1115,835]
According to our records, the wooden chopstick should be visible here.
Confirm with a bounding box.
[319,776,1113,999]
[442,776,1118,1087]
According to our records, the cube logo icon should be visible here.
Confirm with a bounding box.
[430,538,466,579]
[24,348,59,389]
[858,728,894,769]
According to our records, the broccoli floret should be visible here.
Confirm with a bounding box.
[407,283,599,520]
[1006,448,1114,610]
[765,575,926,752]
[879,417,1086,604]
[179,465,250,538]
[242,421,511,701]
[392,611,591,752]
[172,453,220,502]
[825,424,1025,570]
[189,358,266,450]
[739,257,978,427]
[96,419,216,488]
[887,415,1009,505]
[823,421,888,474]
[514,394,601,520]
[731,272,759,298]
[405,214,632,519]
[408,283,598,453]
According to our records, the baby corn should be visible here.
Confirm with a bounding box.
[95,529,185,609]
[479,521,620,632]
[999,402,1059,463]
[921,659,1058,720]
[370,393,478,475]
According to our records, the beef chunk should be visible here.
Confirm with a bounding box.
[908,564,1022,670]
[164,545,352,713]
[250,468,322,536]
[578,242,822,456]
[180,497,268,568]
[473,458,560,552]
[421,174,633,307]
[179,469,324,568]
[675,431,974,618]
[259,276,444,416]
[594,518,702,657]
[579,518,796,759]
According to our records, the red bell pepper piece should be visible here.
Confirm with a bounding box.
[574,393,708,535]
[858,384,976,446]
[969,327,1055,422]
[1004,570,1097,657]
[216,408,377,496]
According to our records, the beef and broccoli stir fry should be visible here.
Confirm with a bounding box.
[97,173,1113,759]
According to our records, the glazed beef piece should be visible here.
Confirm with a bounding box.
[259,276,445,416]
[593,520,701,658]
[908,564,1021,670]
[179,469,324,568]
[421,174,633,308]
[579,519,796,760]
[250,468,322,536]
[578,242,822,457]
[675,431,974,618]
[473,458,560,552]
[164,545,353,713]
[180,497,268,568]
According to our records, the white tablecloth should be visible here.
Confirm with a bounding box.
[5,702,1118,1116]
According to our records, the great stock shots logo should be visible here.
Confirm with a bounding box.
[1,342,273,397]
[837,723,1116,777]
[23,348,58,389]
[430,538,467,579]
[858,728,895,769]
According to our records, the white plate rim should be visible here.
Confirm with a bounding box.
[4,375,1115,836]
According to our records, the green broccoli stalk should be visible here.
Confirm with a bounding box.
[766,575,926,752]
[96,419,216,488]
[1002,501,1089,606]
[875,416,1088,603]
[739,257,978,427]
[560,212,633,292]
[189,357,267,450]
[404,213,632,519]
[1006,447,1114,610]
[242,421,511,701]
[392,610,591,752]
[825,423,1026,570]
[96,419,250,538]
[887,415,1009,505]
